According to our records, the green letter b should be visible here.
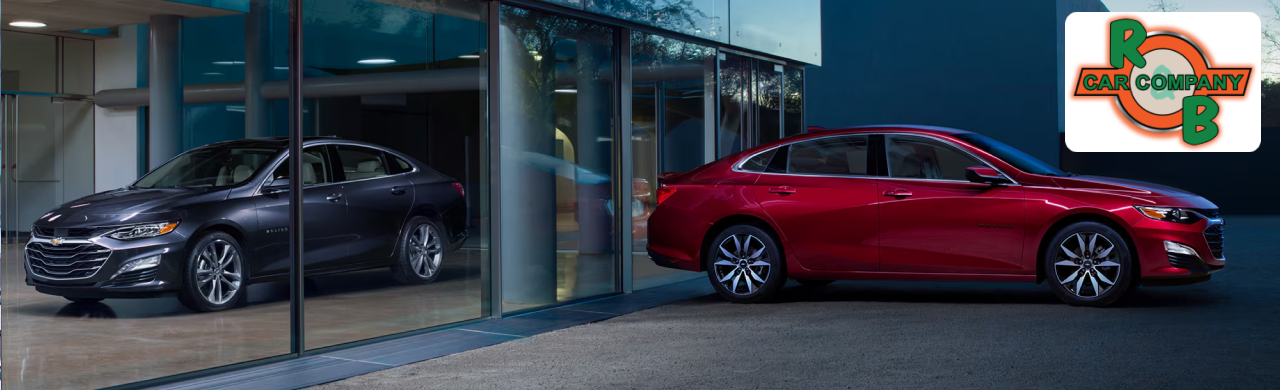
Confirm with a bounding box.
[1182,96,1219,145]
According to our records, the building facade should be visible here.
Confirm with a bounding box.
[1,0,820,388]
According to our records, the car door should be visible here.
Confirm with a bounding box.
[252,146,348,275]
[752,134,880,271]
[333,145,415,263]
[876,134,1025,274]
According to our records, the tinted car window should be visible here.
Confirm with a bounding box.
[887,136,985,181]
[739,149,777,172]
[336,145,390,181]
[135,147,276,188]
[786,135,869,175]
[270,147,332,186]
[390,156,414,174]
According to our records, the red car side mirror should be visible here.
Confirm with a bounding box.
[965,166,1010,185]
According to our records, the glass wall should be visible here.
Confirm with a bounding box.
[300,0,489,349]
[2,6,295,387]
[718,52,750,158]
[784,66,805,137]
[629,30,711,290]
[587,0,728,43]
[2,0,809,387]
[758,61,783,145]
[499,6,618,312]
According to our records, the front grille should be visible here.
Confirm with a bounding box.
[1204,224,1224,259]
[1193,209,1220,219]
[108,268,158,286]
[26,241,112,280]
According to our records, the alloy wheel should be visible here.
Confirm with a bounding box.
[408,224,443,278]
[712,234,772,295]
[1053,232,1121,298]
[195,239,242,305]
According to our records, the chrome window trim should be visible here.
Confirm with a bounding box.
[731,131,1020,186]
[253,141,419,195]
[25,236,113,280]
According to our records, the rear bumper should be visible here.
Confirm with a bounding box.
[645,206,711,272]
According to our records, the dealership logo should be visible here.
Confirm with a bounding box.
[1074,18,1251,145]
[1065,13,1260,152]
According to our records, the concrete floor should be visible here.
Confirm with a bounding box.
[313,216,1280,390]
[1,246,485,390]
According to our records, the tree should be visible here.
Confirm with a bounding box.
[1148,0,1183,12]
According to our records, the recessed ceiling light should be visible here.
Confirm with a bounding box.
[274,66,289,70]
[212,61,245,65]
[555,89,577,94]
[458,54,480,59]
[358,59,396,65]
[9,21,47,28]
[203,72,224,76]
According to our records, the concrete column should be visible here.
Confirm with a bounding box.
[148,14,183,169]
[244,0,271,138]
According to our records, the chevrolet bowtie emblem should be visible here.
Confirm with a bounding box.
[50,238,64,246]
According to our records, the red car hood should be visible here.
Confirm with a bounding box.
[1052,175,1200,198]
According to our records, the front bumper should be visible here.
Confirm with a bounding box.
[1131,214,1225,283]
[24,233,189,299]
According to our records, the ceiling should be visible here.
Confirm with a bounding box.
[2,0,243,39]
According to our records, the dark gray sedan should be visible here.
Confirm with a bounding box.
[25,137,468,312]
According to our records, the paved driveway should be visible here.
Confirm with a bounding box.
[315,216,1280,390]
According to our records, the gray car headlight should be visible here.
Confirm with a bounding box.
[107,221,180,240]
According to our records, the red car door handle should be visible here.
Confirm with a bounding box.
[768,186,797,195]
[883,189,913,198]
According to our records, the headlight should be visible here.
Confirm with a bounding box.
[1134,206,1202,224]
[107,221,180,240]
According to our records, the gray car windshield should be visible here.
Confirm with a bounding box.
[134,147,279,189]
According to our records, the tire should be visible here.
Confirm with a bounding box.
[1043,222,1134,307]
[795,279,834,287]
[390,217,445,285]
[706,224,786,303]
[65,297,105,304]
[177,232,248,312]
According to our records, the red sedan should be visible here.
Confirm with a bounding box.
[647,126,1224,306]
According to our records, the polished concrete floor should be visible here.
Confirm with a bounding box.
[315,216,1280,390]
[1,244,484,390]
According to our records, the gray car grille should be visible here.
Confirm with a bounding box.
[26,240,112,280]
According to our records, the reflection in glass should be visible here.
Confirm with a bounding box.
[499,6,617,312]
[302,0,488,349]
[784,66,805,137]
[630,30,711,290]
[588,0,728,43]
[718,53,750,158]
[758,62,783,145]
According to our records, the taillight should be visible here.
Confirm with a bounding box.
[452,182,465,197]
[656,187,677,206]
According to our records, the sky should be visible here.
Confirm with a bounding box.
[1103,0,1277,77]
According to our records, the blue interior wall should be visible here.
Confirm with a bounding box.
[805,0,1060,165]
